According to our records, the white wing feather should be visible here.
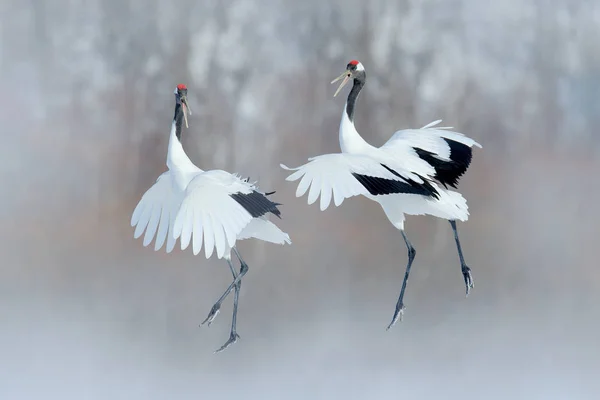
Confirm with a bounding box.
[281,153,412,211]
[237,218,291,245]
[383,121,482,162]
[172,172,257,259]
[131,171,184,253]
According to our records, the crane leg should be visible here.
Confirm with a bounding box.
[202,247,248,340]
[212,257,243,353]
[387,230,415,330]
[449,220,474,296]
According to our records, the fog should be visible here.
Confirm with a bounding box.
[1,0,599,398]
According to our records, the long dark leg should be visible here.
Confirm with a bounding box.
[387,230,416,330]
[213,256,244,353]
[449,220,474,296]
[229,248,248,333]
[201,248,249,329]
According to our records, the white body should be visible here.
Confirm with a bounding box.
[131,119,290,259]
[282,103,482,230]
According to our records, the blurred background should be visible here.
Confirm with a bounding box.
[1,0,600,398]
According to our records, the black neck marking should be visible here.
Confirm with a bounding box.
[173,102,185,141]
[346,71,366,122]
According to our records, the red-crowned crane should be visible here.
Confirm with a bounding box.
[132,85,291,352]
[281,61,481,329]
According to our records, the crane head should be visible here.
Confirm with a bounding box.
[331,60,365,97]
[174,84,191,128]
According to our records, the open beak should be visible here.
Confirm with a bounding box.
[181,96,191,128]
[331,71,352,97]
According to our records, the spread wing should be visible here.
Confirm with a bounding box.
[281,153,439,211]
[381,120,482,188]
[172,171,282,259]
[131,171,184,253]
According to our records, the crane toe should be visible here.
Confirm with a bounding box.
[462,265,474,297]
[214,333,240,353]
[201,304,221,327]
[386,304,405,330]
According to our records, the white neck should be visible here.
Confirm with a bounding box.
[166,121,198,171]
[339,103,371,154]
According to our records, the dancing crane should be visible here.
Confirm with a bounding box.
[131,84,291,352]
[281,61,481,329]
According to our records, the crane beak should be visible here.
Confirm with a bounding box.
[331,71,351,97]
[181,96,191,128]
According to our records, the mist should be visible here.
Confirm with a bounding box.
[1,0,599,398]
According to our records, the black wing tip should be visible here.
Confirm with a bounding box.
[414,174,441,199]
[413,139,473,188]
[269,200,283,219]
[377,164,440,199]
[352,169,439,199]
[231,191,283,219]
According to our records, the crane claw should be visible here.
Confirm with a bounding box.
[462,265,474,297]
[214,332,240,353]
[201,304,221,327]
[386,304,405,330]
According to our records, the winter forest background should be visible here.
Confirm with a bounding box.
[1,0,600,398]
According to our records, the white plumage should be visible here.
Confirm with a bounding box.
[131,168,290,259]
[282,119,481,222]
[282,153,402,210]
[172,170,290,259]
[131,142,290,259]
[383,121,481,171]
[282,61,481,329]
[131,84,290,352]
[131,87,291,258]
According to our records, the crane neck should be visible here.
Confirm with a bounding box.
[345,77,364,123]
[173,102,185,141]
[167,102,196,171]
[339,76,371,154]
